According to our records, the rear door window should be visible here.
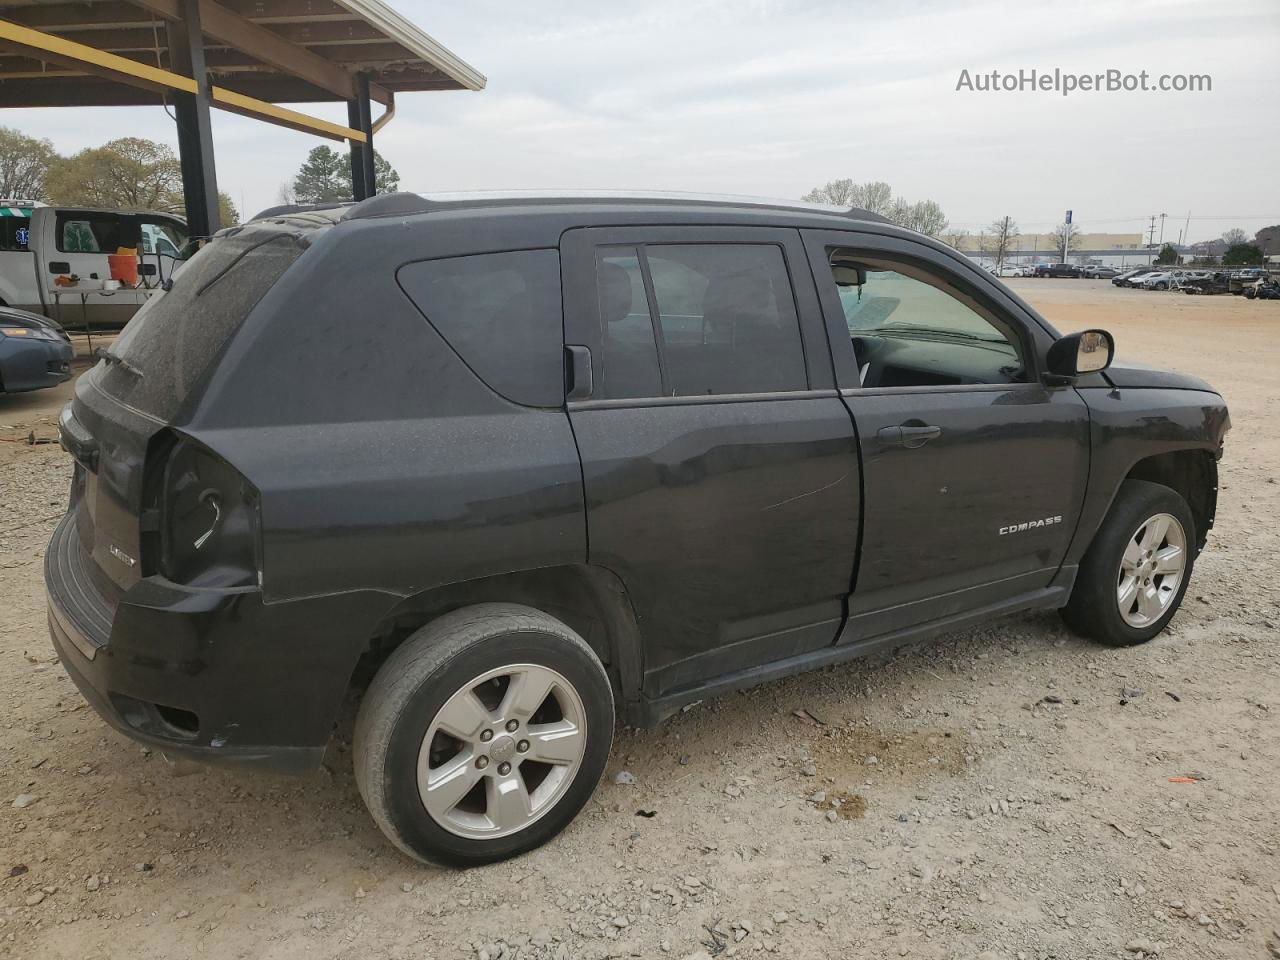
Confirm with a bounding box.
[57,213,132,253]
[397,249,564,408]
[593,243,808,398]
[99,228,308,420]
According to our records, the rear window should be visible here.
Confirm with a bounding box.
[397,249,564,407]
[98,228,306,420]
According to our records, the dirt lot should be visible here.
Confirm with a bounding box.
[1,282,1277,960]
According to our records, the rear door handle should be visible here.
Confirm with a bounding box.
[564,344,593,401]
[877,423,942,448]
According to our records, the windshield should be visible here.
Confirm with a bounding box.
[98,226,308,420]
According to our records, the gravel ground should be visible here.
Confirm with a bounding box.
[1,282,1277,960]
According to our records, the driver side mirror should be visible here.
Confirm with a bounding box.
[1045,329,1114,383]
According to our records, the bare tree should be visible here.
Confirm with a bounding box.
[849,181,894,216]
[1221,227,1248,246]
[1050,222,1081,260]
[801,180,947,237]
[988,216,1019,269]
[802,178,857,206]
[942,230,968,250]
[904,200,948,238]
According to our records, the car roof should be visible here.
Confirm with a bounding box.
[251,189,893,231]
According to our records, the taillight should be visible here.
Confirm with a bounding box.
[150,435,260,587]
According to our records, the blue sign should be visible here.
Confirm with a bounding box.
[15,226,28,250]
[1065,210,1073,224]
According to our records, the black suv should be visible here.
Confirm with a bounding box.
[1034,262,1081,278]
[46,192,1229,866]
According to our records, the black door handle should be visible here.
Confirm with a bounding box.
[877,423,942,448]
[564,344,593,401]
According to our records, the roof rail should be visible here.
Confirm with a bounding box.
[250,200,354,221]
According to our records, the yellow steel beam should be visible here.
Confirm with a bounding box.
[210,86,364,142]
[0,17,195,92]
[0,17,365,142]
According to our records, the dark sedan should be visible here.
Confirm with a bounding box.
[0,306,73,394]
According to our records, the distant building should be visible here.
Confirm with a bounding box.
[949,232,1147,266]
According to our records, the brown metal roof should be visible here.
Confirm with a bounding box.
[0,0,485,109]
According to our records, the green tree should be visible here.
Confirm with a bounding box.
[0,126,59,200]
[1154,243,1180,265]
[372,152,400,194]
[1222,243,1264,266]
[292,145,348,202]
[45,137,183,212]
[218,192,239,227]
[292,145,400,202]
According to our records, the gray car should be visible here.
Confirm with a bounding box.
[0,306,72,394]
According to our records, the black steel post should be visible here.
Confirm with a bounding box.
[168,0,220,238]
[346,99,368,201]
[347,73,375,200]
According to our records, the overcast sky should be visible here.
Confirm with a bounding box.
[11,0,1280,243]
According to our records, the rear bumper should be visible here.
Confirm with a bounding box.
[45,513,381,773]
[0,336,72,393]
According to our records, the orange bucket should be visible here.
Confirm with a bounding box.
[107,254,138,286]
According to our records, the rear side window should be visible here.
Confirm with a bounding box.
[595,243,808,398]
[398,249,564,408]
[57,214,129,253]
[99,228,307,420]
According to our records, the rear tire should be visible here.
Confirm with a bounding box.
[1061,480,1196,646]
[353,603,614,866]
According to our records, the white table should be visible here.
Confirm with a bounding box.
[47,281,160,353]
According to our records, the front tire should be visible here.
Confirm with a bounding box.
[1061,480,1196,646]
[353,603,614,866]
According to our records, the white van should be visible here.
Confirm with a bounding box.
[0,202,188,328]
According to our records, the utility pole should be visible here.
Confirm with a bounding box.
[1062,209,1072,263]
[1159,212,1167,247]
[1147,215,1158,265]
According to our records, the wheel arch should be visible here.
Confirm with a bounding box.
[1123,449,1218,552]
[349,564,646,725]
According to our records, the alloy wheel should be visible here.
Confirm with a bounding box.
[1116,512,1187,628]
[417,664,587,839]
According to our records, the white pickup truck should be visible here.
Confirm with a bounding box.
[0,202,188,329]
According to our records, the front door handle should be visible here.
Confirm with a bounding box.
[877,422,942,449]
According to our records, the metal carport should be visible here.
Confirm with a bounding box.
[0,0,485,236]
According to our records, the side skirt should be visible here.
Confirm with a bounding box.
[635,572,1075,727]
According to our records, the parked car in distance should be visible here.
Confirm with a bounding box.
[995,263,1031,277]
[1034,262,1082,278]
[1118,271,1161,288]
[0,305,71,394]
[1083,265,1120,279]
[1111,268,1148,286]
[0,205,188,329]
[1228,268,1268,295]
[1135,272,1178,290]
[46,191,1230,867]
[1243,277,1280,300]
[1182,272,1230,295]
